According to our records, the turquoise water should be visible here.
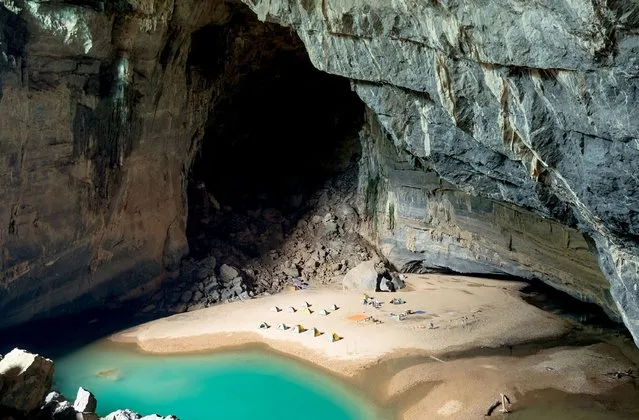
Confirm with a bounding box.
[53,341,385,420]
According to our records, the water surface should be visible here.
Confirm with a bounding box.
[53,341,387,420]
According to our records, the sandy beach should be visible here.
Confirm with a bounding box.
[112,274,639,419]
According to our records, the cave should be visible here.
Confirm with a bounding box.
[184,8,365,265]
[3,1,639,418]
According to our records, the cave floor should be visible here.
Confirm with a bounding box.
[112,274,639,419]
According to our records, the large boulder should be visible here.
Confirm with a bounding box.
[342,260,403,292]
[74,387,97,413]
[51,401,77,420]
[219,264,240,283]
[0,348,54,413]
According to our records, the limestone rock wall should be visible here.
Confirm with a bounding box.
[0,0,231,327]
[242,0,639,343]
[358,108,614,317]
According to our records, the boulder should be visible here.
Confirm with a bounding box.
[342,260,377,291]
[103,409,141,420]
[37,391,67,419]
[78,413,100,420]
[52,400,77,420]
[173,304,187,313]
[204,281,218,295]
[200,255,217,270]
[180,290,193,303]
[0,348,54,413]
[207,290,221,301]
[192,290,203,302]
[219,264,239,283]
[44,391,67,405]
[73,387,97,413]
[102,410,178,420]
[220,289,233,301]
[342,261,403,292]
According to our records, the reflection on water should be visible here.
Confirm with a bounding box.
[53,341,390,420]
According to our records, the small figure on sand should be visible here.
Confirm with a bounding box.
[485,393,511,416]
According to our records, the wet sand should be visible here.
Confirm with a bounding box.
[111,274,639,419]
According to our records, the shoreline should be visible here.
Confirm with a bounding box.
[113,330,377,377]
[109,274,639,419]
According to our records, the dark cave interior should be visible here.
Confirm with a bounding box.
[185,7,365,260]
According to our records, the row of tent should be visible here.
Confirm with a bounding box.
[270,303,339,315]
[258,322,343,342]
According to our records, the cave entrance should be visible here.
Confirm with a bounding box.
[185,6,365,264]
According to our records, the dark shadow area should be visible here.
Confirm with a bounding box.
[185,5,365,261]
[0,297,164,360]
[520,280,625,331]
[401,259,625,332]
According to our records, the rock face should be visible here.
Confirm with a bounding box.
[240,1,639,344]
[0,0,232,327]
[1,0,639,346]
[357,111,614,316]
[0,348,54,413]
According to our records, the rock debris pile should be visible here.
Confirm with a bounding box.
[152,169,381,314]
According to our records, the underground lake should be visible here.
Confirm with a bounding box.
[51,340,389,420]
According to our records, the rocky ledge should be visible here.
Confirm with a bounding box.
[0,349,177,420]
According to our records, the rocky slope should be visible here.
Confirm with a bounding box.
[0,0,638,345]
